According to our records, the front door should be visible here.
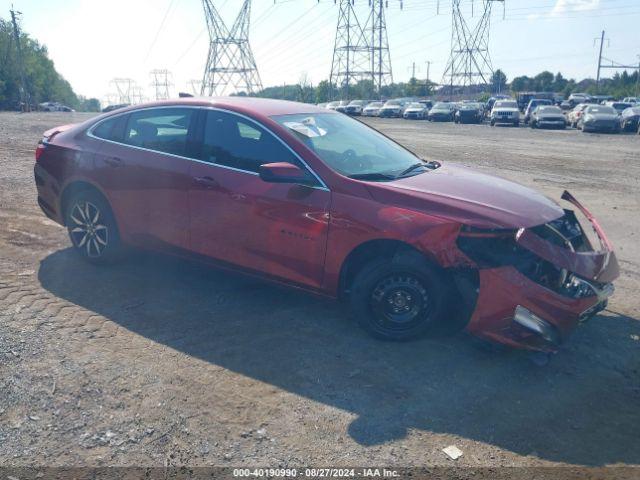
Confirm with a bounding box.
[188,109,330,289]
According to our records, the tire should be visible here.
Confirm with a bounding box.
[64,189,123,265]
[514,121,520,127]
[531,121,537,129]
[490,119,495,126]
[349,251,452,341]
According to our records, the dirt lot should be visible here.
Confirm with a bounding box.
[0,112,639,470]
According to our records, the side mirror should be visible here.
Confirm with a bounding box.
[259,162,312,185]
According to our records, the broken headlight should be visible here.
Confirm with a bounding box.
[457,226,567,294]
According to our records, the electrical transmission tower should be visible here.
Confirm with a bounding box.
[330,0,396,99]
[187,79,203,96]
[366,0,393,94]
[201,0,263,96]
[150,69,174,100]
[110,78,137,105]
[441,0,504,95]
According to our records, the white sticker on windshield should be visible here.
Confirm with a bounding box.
[283,117,327,138]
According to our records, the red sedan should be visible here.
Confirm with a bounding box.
[34,97,619,352]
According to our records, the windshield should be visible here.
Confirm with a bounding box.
[349,100,365,106]
[538,106,562,114]
[495,101,517,109]
[432,103,450,109]
[407,103,423,108]
[586,106,616,115]
[384,101,401,107]
[365,102,383,108]
[273,113,436,181]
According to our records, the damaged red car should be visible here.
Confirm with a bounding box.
[34,97,619,352]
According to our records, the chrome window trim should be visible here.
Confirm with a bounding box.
[86,105,330,191]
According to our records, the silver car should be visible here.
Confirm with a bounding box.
[579,105,620,133]
[362,101,384,117]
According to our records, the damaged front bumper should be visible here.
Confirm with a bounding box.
[458,191,619,352]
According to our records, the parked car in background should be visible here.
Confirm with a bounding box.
[402,102,428,119]
[378,99,406,118]
[34,96,618,350]
[604,101,633,115]
[568,93,590,107]
[516,92,554,111]
[567,103,589,128]
[620,106,640,132]
[529,106,567,129]
[325,101,342,111]
[490,100,520,126]
[622,97,638,105]
[523,99,553,124]
[486,95,511,112]
[454,103,483,124]
[361,101,384,117]
[560,100,574,111]
[39,101,75,112]
[344,100,368,116]
[418,100,433,111]
[579,105,620,133]
[427,102,455,122]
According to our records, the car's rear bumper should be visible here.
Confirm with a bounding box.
[34,163,64,225]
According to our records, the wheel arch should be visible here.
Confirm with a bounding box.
[59,180,112,227]
[338,239,432,299]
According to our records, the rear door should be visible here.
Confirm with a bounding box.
[92,107,197,250]
[188,109,331,288]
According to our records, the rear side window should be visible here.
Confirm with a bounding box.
[201,110,303,174]
[91,116,124,141]
[123,108,195,157]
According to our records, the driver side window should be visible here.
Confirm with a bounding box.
[201,110,312,178]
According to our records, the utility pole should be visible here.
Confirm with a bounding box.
[425,61,432,83]
[10,6,30,111]
[595,30,606,93]
[636,55,640,96]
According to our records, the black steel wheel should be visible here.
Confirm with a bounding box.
[349,251,451,341]
[65,189,123,264]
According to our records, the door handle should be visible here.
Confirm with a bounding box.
[104,157,123,167]
[193,176,218,188]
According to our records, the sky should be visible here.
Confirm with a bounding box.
[1,0,639,103]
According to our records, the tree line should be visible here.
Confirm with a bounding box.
[0,17,100,111]
[253,69,639,103]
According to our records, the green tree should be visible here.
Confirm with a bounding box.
[491,69,507,93]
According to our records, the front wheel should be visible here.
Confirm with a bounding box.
[65,189,123,264]
[349,252,451,341]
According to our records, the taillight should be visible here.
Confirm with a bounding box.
[35,142,46,162]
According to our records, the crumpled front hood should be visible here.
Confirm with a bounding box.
[366,163,564,229]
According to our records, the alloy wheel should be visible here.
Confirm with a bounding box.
[69,201,108,258]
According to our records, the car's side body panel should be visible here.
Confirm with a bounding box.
[34,97,620,353]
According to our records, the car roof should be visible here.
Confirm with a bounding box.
[112,97,331,117]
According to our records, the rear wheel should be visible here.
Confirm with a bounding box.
[349,251,451,341]
[65,189,123,264]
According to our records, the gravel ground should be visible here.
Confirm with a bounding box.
[0,111,638,471]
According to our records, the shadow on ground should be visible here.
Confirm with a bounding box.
[39,248,640,466]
